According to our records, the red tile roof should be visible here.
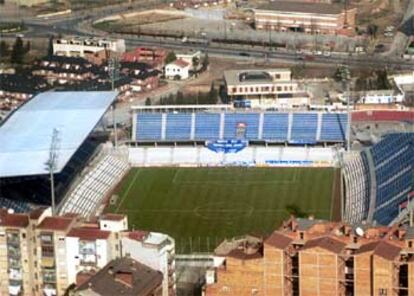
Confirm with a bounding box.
[101,214,125,221]
[68,227,111,240]
[172,59,189,68]
[37,216,73,231]
[374,241,402,261]
[265,231,293,249]
[302,236,346,254]
[128,231,149,242]
[29,207,48,220]
[0,213,29,228]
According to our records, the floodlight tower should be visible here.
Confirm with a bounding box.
[108,56,120,149]
[46,128,60,216]
[341,65,351,152]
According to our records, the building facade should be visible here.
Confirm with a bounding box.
[254,2,357,36]
[0,209,175,296]
[53,37,126,58]
[223,68,309,108]
[205,217,414,296]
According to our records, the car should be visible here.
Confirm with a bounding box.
[239,52,250,57]
[323,51,331,57]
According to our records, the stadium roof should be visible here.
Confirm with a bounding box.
[0,91,117,178]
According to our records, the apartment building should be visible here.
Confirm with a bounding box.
[223,69,309,108]
[53,37,126,58]
[0,209,175,296]
[204,217,414,296]
[122,231,176,296]
[122,47,167,69]
[254,2,357,36]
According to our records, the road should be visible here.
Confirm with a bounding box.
[3,0,414,70]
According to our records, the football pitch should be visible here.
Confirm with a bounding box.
[108,167,339,253]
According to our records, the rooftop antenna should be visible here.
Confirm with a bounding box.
[45,128,60,215]
[108,55,120,149]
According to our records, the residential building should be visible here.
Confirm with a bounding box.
[0,209,175,296]
[204,217,414,296]
[165,60,191,80]
[122,231,176,296]
[254,2,357,36]
[74,257,163,296]
[53,37,126,58]
[122,47,167,69]
[32,56,99,85]
[223,68,310,108]
[0,73,50,111]
[176,50,202,70]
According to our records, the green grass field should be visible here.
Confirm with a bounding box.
[108,167,339,253]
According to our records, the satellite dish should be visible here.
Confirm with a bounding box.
[7,208,15,214]
[355,227,364,237]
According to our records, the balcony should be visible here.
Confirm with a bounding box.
[41,257,55,268]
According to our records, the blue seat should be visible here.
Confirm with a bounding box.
[165,113,192,140]
[136,113,162,140]
[194,113,221,140]
[320,113,347,142]
[290,113,318,143]
[262,113,289,141]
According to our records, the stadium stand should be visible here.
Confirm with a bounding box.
[59,154,129,217]
[165,113,192,140]
[344,133,414,225]
[0,197,32,213]
[134,111,348,143]
[136,113,163,140]
[223,113,260,140]
[262,113,289,141]
[194,113,221,140]
[290,113,318,143]
[320,113,347,142]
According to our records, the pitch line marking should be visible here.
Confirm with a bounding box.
[115,169,141,213]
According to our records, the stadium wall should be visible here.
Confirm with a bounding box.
[128,146,340,167]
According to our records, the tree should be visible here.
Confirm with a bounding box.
[165,51,176,65]
[0,41,9,57]
[145,97,152,106]
[202,53,209,70]
[285,204,307,218]
[47,36,54,57]
[367,24,378,38]
[10,37,25,64]
[192,56,200,70]
[24,41,31,54]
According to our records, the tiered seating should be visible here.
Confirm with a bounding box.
[290,113,318,143]
[345,133,414,225]
[194,113,221,140]
[0,197,32,213]
[320,113,347,142]
[370,133,414,225]
[136,113,162,140]
[165,113,192,140]
[134,111,347,143]
[223,113,260,140]
[59,155,129,217]
[262,113,289,141]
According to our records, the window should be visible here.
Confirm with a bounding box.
[409,241,413,248]
[379,288,387,296]
[275,74,281,79]
[22,233,26,239]
[299,232,304,240]
[277,86,282,92]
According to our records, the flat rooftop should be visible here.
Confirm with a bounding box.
[256,2,347,15]
[224,69,291,85]
[0,91,117,178]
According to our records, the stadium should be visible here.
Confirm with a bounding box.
[1,92,414,254]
